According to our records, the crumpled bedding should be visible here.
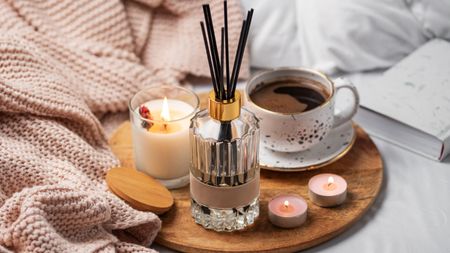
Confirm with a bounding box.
[242,0,450,74]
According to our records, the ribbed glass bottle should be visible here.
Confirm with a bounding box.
[189,108,260,231]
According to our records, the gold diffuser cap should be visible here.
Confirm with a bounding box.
[208,90,241,121]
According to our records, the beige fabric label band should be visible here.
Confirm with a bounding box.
[190,173,260,209]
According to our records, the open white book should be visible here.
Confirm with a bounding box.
[354,39,450,161]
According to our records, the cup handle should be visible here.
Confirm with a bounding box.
[333,77,359,128]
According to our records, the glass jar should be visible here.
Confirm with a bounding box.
[129,85,199,189]
[189,104,260,231]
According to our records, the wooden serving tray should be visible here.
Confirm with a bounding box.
[108,93,383,253]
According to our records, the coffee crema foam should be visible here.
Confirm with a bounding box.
[250,78,330,114]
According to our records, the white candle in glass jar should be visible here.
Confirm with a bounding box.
[131,98,194,187]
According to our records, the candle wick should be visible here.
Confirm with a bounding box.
[325,181,337,191]
[326,176,335,190]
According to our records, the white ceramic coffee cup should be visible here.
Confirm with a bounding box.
[245,67,359,153]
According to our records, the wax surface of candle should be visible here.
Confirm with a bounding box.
[269,195,307,217]
[278,201,295,213]
[310,174,346,196]
[146,109,185,133]
[323,176,337,191]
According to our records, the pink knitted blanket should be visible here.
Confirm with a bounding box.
[0,0,245,252]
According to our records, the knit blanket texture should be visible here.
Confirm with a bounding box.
[0,0,246,252]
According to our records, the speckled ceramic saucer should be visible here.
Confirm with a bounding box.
[260,121,355,172]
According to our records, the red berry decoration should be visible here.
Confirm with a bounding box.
[139,105,153,129]
[139,105,150,118]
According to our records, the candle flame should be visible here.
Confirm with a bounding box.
[160,97,171,122]
[283,200,290,208]
[328,176,334,187]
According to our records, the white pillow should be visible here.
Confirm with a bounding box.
[241,0,302,68]
[242,0,450,74]
[408,0,450,39]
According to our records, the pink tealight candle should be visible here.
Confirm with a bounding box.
[268,194,307,228]
[308,173,347,207]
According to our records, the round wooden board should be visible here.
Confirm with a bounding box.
[108,92,383,253]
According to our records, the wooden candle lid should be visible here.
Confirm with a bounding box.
[106,167,174,214]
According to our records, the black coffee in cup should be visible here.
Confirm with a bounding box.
[250,78,330,113]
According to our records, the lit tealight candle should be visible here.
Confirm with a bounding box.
[308,173,347,207]
[268,194,308,228]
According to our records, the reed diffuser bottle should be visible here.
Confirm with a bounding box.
[190,3,259,231]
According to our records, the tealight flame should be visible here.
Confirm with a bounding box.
[283,200,290,208]
[328,176,334,187]
[160,97,171,122]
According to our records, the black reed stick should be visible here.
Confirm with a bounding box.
[229,20,246,97]
[230,9,253,97]
[220,27,225,100]
[224,1,230,100]
[200,22,219,96]
[203,5,222,99]
[218,121,232,141]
